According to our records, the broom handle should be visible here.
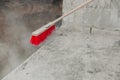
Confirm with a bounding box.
[32,0,94,35]
[50,0,94,25]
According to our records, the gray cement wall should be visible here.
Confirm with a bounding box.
[62,0,120,31]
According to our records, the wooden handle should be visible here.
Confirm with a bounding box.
[32,0,94,36]
[51,0,94,24]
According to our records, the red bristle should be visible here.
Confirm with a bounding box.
[30,25,55,46]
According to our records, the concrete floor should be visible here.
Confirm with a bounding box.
[2,26,120,80]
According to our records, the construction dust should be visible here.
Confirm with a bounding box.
[0,0,62,79]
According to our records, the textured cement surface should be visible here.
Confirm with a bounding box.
[63,0,120,31]
[2,26,120,80]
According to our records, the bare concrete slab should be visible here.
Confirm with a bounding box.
[2,26,120,80]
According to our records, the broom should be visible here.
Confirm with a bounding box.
[30,0,94,46]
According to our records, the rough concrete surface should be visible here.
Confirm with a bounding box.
[2,0,120,80]
[63,0,120,31]
[2,26,120,80]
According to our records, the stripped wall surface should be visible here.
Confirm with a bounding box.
[63,0,120,31]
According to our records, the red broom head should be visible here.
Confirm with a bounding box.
[30,25,55,46]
